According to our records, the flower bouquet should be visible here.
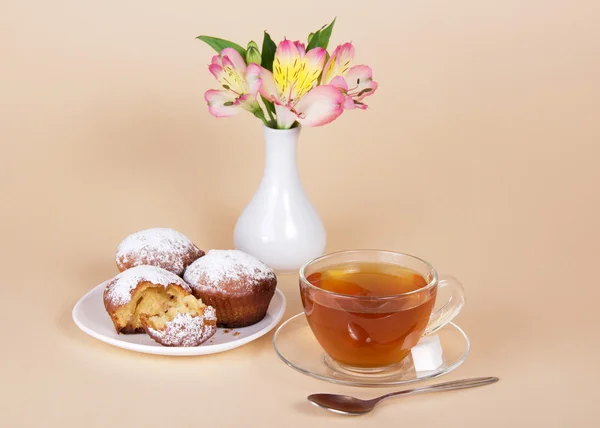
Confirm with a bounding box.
[198,18,377,129]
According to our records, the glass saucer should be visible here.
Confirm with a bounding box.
[272,313,470,387]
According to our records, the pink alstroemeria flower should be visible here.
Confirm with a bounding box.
[320,42,378,110]
[260,40,345,129]
[204,48,262,117]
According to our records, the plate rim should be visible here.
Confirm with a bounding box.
[272,312,470,387]
[72,282,286,356]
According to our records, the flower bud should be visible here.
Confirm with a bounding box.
[245,41,261,64]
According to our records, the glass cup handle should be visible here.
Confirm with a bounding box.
[423,276,465,336]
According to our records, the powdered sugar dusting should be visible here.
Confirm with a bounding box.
[116,228,202,276]
[104,265,191,307]
[146,308,217,347]
[183,250,275,293]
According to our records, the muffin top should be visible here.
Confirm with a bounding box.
[104,265,191,307]
[183,250,276,296]
[116,228,204,276]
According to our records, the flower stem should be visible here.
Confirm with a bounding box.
[265,105,275,124]
[260,95,276,127]
[251,106,269,127]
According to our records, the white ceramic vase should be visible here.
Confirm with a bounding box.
[233,126,326,273]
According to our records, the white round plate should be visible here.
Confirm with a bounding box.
[72,282,286,356]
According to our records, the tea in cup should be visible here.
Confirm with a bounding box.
[299,250,464,373]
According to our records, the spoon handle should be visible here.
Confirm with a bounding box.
[375,377,499,404]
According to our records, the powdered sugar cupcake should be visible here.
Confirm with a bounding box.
[183,250,277,328]
[116,228,204,277]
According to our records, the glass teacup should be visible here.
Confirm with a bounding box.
[299,250,465,373]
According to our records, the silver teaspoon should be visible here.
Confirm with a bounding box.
[307,376,499,415]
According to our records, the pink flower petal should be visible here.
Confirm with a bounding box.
[221,55,236,71]
[259,67,279,103]
[273,40,303,104]
[346,64,373,84]
[209,63,224,80]
[329,75,348,91]
[220,47,246,72]
[274,104,299,129]
[343,96,356,110]
[337,43,355,62]
[275,39,301,67]
[321,50,337,82]
[321,42,355,84]
[354,80,378,102]
[293,40,306,57]
[294,85,345,127]
[245,63,262,96]
[211,55,222,66]
[346,65,378,102]
[204,89,240,118]
[304,47,327,73]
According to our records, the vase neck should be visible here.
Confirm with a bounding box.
[263,126,300,179]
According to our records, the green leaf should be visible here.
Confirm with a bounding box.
[317,17,336,49]
[306,17,336,50]
[196,35,246,58]
[261,31,277,72]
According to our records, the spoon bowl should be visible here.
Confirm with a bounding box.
[307,376,499,415]
[308,394,376,415]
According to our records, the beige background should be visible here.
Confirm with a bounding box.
[1,0,599,426]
